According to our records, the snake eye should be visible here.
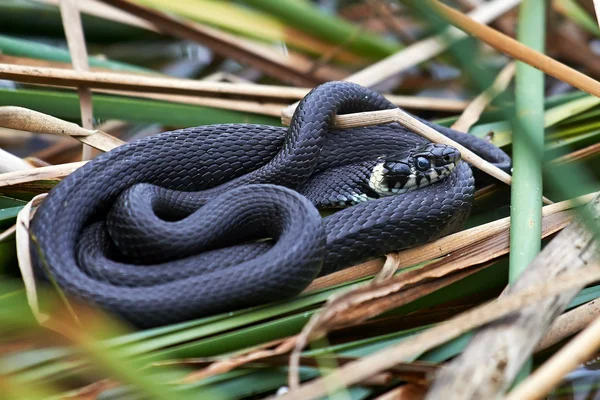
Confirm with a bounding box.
[416,157,431,171]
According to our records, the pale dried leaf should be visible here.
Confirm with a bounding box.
[0,107,124,152]
[15,194,49,324]
[0,161,88,188]
[0,148,35,173]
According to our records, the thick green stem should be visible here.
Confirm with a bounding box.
[509,0,546,283]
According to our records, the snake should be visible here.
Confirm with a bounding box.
[29,81,511,328]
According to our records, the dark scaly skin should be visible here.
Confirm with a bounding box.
[29,82,511,327]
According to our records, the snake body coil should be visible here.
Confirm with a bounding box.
[30,82,511,327]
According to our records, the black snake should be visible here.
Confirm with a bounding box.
[29,82,511,328]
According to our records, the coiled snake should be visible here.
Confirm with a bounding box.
[30,82,511,327]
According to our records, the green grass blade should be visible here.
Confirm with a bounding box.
[0,89,280,127]
[0,35,153,74]
[554,0,600,37]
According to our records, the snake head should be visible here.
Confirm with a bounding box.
[368,143,461,196]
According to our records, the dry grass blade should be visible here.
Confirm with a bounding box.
[96,0,323,86]
[548,142,600,166]
[373,253,402,283]
[176,338,298,383]
[173,349,434,385]
[451,62,515,132]
[0,161,88,188]
[282,0,521,117]
[432,0,600,98]
[15,194,49,324]
[0,54,133,74]
[0,224,17,242]
[59,0,95,160]
[506,316,600,400]
[595,0,600,28]
[0,107,124,152]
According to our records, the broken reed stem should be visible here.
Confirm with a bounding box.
[320,108,552,205]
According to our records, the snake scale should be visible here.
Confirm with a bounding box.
[30,82,511,328]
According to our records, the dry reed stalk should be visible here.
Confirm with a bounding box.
[0,162,87,188]
[431,0,600,97]
[548,142,600,166]
[0,63,311,99]
[98,89,286,117]
[59,0,95,161]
